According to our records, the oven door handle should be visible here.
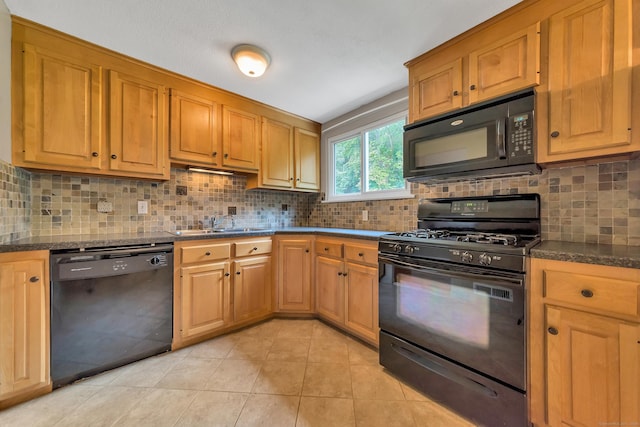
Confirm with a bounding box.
[391,343,498,398]
[379,255,523,287]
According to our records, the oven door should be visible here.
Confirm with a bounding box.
[378,253,525,390]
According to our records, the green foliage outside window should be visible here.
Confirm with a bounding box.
[334,136,361,195]
[366,120,405,191]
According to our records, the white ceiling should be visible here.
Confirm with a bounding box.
[5,0,521,124]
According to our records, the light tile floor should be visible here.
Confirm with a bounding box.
[0,319,476,427]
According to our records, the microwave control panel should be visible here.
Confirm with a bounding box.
[509,112,533,158]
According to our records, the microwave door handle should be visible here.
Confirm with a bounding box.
[496,118,506,159]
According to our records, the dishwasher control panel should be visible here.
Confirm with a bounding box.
[51,244,173,281]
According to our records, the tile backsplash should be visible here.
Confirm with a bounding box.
[308,158,640,246]
[29,168,312,236]
[0,160,30,243]
[2,158,639,246]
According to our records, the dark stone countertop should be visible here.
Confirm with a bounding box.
[0,227,392,253]
[530,240,640,269]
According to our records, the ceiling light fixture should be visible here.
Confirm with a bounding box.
[231,44,271,78]
[187,167,234,176]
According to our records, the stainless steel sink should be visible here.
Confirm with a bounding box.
[211,228,273,233]
[171,228,272,236]
[170,229,217,236]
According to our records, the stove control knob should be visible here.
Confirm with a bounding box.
[479,253,492,265]
[405,246,416,254]
[392,244,403,253]
[461,251,473,263]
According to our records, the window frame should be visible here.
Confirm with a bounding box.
[324,111,412,203]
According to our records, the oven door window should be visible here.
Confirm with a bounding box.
[397,272,494,348]
[379,260,525,390]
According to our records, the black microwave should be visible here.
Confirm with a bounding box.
[403,90,539,182]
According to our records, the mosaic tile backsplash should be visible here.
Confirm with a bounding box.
[0,159,31,243]
[2,158,639,246]
[29,168,312,236]
[308,158,640,246]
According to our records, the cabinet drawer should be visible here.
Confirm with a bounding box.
[181,243,231,264]
[315,240,343,258]
[543,269,640,318]
[344,244,378,265]
[235,240,272,257]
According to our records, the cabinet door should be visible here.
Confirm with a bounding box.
[261,117,293,188]
[344,262,378,344]
[180,262,231,339]
[468,22,540,104]
[294,128,320,191]
[546,306,640,426]
[542,0,633,162]
[0,252,49,398]
[233,256,271,323]
[109,70,168,178]
[170,89,219,166]
[22,44,103,170]
[315,256,344,324]
[278,239,312,312]
[222,106,259,171]
[410,58,463,122]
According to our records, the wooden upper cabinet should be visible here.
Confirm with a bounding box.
[221,105,259,171]
[261,117,294,188]
[20,44,103,170]
[169,89,220,166]
[410,58,463,121]
[540,0,634,162]
[409,22,540,123]
[109,70,168,178]
[293,128,320,191]
[248,120,320,192]
[468,22,540,104]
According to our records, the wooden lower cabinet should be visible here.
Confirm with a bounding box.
[530,258,640,427]
[315,256,345,324]
[173,238,272,349]
[180,261,231,339]
[0,251,51,408]
[344,262,378,343]
[315,238,379,345]
[276,237,313,313]
[233,256,272,323]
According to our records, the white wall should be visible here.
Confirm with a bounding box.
[0,0,11,162]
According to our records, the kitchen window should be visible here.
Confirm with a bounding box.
[325,112,411,202]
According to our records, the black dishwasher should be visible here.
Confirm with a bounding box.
[50,243,173,388]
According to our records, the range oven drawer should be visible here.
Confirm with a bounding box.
[379,331,527,427]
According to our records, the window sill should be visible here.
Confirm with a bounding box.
[322,190,415,204]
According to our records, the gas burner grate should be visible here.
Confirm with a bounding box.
[456,233,518,246]
[399,229,450,239]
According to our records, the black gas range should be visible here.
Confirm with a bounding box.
[378,194,540,427]
[379,193,541,272]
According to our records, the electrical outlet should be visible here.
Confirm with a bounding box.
[97,200,113,213]
[137,200,148,215]
[228,206,237,215]
[362,210,369,221]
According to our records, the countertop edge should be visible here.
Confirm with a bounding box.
[530,241,640,269]
[0,228,391,253]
